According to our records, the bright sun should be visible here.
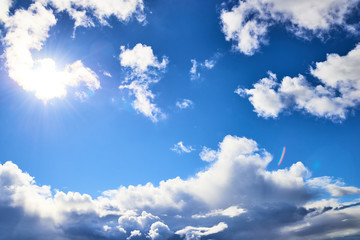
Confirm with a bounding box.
[28,58,68,102]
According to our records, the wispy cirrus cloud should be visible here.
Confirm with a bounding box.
[1,135,360,239]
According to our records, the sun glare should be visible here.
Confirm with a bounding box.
[29,58,68,102]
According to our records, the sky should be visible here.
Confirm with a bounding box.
[0,0,360,239]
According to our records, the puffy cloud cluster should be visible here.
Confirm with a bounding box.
[119,43,168,122]
[1,135,360,239]
[236,44,360,120]
[221,0,360,55]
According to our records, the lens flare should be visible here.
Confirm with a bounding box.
[278,147,286,166]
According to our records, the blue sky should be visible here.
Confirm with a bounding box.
[1,0,360,239]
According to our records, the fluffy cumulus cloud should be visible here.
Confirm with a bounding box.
[1,134,360,239]
[171,141,195,154]
[119,43,168,122]
[0,0,145,102]
[190,53,221,80]
[221,0,360,55]
[237,43,360,120]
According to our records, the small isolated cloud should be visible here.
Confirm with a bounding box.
[237,44,360,120]
[119,43,168,122]
[103,71,112,78]
[199,146,218,162]
[190,53,221,80]
[171,141,195,154]
[221,0,360,55]
[176,99,194,110]
[1,135,360,239]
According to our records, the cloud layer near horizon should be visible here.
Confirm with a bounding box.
[1,135,360,240]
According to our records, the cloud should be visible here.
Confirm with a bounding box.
[237,44,360,120]
[307,177,360,197]
[148,221,172,240]
[235,72,285,118]
[1,2,101,101]
[190,53,221,80]
[176,99,194,110]
[199,146,218,162]
[127,230,141,240]
[1,135,360,239]
[171,141,195,154]
[221,0,360,55]
[175,222,228,240]
[103,71,112,78]
[119,43,168,122]
[191,206,246,219]
[0,0,12,23]
[40,0,145,34]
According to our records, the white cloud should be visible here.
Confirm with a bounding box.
[237,44,360,120]
[119,43,168,122]
[120,44,168,72]
[221,0,360,55]
[0,0,12,23]
[1,135,360,239]
[235,72,285,118]
[176,99,194,110]
[127,230,141,240]
[175,222,228,240]
[192,206,246,219]
[307,177,360,197]
[148,221,172,240]
[2,2,101,101]
[171,141,195,154]
[41,0,145,29]
[103,71,112,78]
[190,53,221,80]
[199,146,218,162]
